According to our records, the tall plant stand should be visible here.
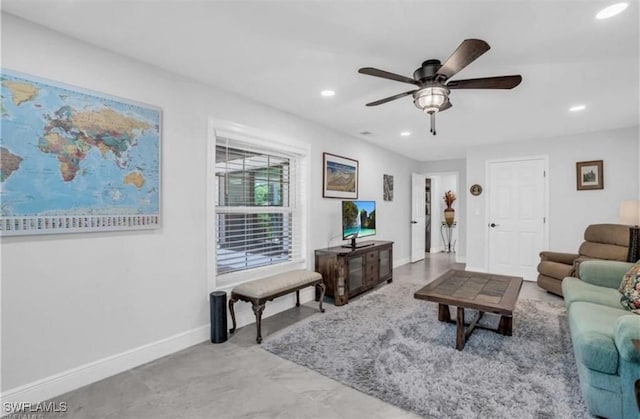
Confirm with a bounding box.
[440,221,457,253]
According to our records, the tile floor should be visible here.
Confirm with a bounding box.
[27,254,561,419]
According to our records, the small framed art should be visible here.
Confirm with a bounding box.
[576,160,604,190]
[383,174,394,201]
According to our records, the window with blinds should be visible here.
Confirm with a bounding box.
[215,138,302,275]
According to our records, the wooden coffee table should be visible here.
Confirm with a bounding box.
[414,269,523,350]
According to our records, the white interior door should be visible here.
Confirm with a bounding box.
[488,158,546,280]
[411,173,426,262]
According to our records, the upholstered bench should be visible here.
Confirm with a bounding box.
[228,270,325,343]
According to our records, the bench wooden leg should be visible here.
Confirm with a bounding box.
[317,282,326,313]
[228,295,238,334]
[252,302,266,344]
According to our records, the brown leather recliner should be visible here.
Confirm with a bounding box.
[537,224,630,296]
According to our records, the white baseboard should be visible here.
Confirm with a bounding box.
[0,288,322,415]
[465,266,487,273]
[394,257,410,268]
[0,326,209,415]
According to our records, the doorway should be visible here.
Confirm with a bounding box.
[426,172,459,253]
[412,171,459,260]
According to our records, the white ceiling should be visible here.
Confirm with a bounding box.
[3,0,638,161]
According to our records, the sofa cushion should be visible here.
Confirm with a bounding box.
[569,302,629,374]
[537,261,573,280]
[619,262,640,314]
[563,277,624,310]
[575,358,621,394]
[618,260,640,293]
[614,315,640,362]
[579,260,634,289]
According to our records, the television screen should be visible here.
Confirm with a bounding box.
[342,200,376,240]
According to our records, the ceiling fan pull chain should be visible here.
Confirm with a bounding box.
[430,112,437,135]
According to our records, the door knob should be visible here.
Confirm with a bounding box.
[489,223,499,228]
[410,220,418,224]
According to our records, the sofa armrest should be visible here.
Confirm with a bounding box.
[614,315,640,363]
[579,260,634,289]
[539,251,579,265]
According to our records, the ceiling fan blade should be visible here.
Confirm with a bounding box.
[435,39,490,81]
[447,75,522,89]
[358,67,421,86]
[366,90,417,106]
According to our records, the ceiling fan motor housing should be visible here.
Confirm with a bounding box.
[413,59,442,82]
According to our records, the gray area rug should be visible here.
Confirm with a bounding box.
[262,279,590,418]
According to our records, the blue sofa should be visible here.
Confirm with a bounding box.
[562,260,640,419]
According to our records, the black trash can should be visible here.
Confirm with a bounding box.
[209,291,228,343]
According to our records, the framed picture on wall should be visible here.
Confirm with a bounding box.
[0,69,162,236]
[383,174,394,201]
[576,160,604,190]
[322,152,358,199]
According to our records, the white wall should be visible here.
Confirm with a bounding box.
[465,126,639,271]
[0,13,419,402]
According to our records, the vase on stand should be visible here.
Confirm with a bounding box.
[444,208,455,226]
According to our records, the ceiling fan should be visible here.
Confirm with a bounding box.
[358,39,522,135]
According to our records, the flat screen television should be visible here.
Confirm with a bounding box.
[342,200,376,249]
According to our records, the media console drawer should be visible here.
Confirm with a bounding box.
[314,241,393,306]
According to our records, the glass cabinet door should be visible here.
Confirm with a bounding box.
[348,256,364,291]
[379,248,391,277]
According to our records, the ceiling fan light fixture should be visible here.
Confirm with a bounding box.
[413,86,450,114]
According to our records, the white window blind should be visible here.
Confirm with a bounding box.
[215,137,303,276]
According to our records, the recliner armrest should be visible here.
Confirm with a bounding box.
[615,315,640,363]
[539,251,579,265]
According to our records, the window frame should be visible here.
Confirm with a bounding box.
[207,118,309,290]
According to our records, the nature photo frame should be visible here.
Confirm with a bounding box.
[322,152,358,199]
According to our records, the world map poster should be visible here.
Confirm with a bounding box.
[0,70,161,236]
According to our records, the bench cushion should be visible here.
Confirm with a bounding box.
[232,270,322,299]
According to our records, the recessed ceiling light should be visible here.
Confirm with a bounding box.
[596,2,628,19]
[320,90,335,97]
[569,104,586,112]
[400,131,411,137]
